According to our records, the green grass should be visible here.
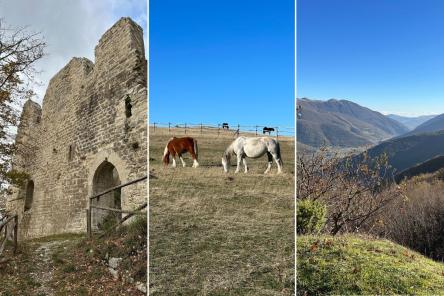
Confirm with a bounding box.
[297,235,444,295]
[149,128,294,295]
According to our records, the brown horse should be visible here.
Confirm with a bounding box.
[162,137,199,168]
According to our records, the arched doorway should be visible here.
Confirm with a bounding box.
[92,161,121,230]
[24,180,34,212]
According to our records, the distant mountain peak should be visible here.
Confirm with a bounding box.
[387,114,438,131]
[297,98,408,148]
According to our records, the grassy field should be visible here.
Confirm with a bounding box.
[149,127,295,295]
[298,235,444,295]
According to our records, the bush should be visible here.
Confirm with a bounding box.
[297,199,326,234]
[297,148,401,235]
[375,177,444,261]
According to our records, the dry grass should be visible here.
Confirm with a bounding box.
[149,128,294,295]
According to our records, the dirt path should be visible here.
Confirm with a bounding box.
[30,240,69,296]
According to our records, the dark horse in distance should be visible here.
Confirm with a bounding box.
[263,127,275,135]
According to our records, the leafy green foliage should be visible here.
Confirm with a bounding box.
[296,199,326,234]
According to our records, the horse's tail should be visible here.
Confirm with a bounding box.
[276,141,283,167]
[162,143,170,165]
[193,139,198,160]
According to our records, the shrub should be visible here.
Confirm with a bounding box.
[297,148,401,235]
[296,199,326,234]
[374,177,444,261]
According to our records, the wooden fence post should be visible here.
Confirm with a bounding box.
[168,122,171,133]
[255,125,258,136]
[86,208,91,238]
[276,127,279,139]
[13,215,18,254]
[153,122,156,133]
[184,123,187,134]
[200,123,203,134]
[218,124,220,136]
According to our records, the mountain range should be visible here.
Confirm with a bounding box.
[297,98,444,181]
[405,113,444,135]
[386,114,436,131]
[360,130,444,176]
[297,98,408,147]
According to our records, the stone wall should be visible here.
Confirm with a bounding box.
[7,17,147,239]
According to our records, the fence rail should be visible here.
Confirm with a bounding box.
[0,214,18,262]
[149,122,294,138]
[87,175,147,238]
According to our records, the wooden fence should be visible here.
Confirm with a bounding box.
[149,122,294,138]
[0,214,18,263]
[87,175,147,238]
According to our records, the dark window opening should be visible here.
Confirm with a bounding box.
[125,95,132,118]
[68,145,74,161]
[24,180,34,212]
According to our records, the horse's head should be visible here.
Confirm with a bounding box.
[222,152,231,173]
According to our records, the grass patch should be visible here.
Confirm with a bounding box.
[150,129,294,295]
[297,235,444,295]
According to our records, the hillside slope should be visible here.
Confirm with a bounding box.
[297,235,444,295]
[297,98,408,148]
[354,130,444,175]
[386,114,436,131]
[408,113,444,135]
[395,155,444,183]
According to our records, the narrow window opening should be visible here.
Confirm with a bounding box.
[125,95,132,118]
[24,180,34,212]
[68,145,74,161]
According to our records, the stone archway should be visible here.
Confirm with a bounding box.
[91,161,122,229]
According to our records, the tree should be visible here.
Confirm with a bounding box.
[297,148,403,235]
[0,19,45,209]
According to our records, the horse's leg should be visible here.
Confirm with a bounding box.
[235,154,242,173]
[190,150,199,168]
[264,152,273,174]
[179,154,186,167]
[271,151,282,174]
[171,151,177,168]
[192,156,199,168]
[242,157,248,173]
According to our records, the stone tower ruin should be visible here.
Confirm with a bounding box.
[7,17,147,239]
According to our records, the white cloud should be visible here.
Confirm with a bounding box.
[0,0,146,104]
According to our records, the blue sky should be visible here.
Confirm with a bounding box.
[297,0,444,116]
[150,0,294,127]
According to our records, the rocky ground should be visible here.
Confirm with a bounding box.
[0,216,146,295]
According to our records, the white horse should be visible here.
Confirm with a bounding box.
[221,136,283,174]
